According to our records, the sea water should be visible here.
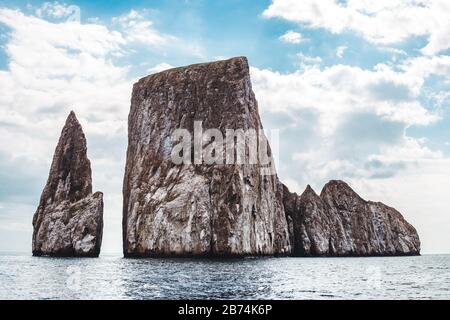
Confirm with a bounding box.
[0,253,449,299]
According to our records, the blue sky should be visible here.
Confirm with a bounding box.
[1,0,450,254]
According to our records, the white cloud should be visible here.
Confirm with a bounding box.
[401,54,450,80]
[336,45,347,58]
[0,8,131,141]
[0,8,125,57]
[112,10,176,46]
[296,53,322,68]
[110,9,204,59]
[251,62,437,174]
[251,62,437,134]
[279,30,306,44]
[380,47,407,56]
[263,0,450,55]
[250,60,443,176]
[36,1,80,20]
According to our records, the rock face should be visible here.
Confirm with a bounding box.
[123,57,291,257]
[282,180,420,256]
[32,111,103,257]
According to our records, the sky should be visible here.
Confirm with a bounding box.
[0,0,449,254]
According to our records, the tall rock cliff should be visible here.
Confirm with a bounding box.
[32,111,103,257]
[282,180,420,256]
[123,57,291,257]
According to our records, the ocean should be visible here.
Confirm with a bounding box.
[0,253,449,299]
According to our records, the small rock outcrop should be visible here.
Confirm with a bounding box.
[282,180,420,256]
[32,111,103,257]
[123,57,291,257]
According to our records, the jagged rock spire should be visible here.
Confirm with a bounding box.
[32,111,103,257]
[41,110,92,204]
[282,180,420,256]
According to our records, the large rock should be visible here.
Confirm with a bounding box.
[123,57,291,257]
[32,111,103,257]
[282,180,420,256]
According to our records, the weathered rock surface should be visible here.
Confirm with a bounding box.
[32,111,103,257]
[282,180,420,256]
[123,57,291,257]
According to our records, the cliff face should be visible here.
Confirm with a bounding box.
[122,57,291,257]
[32,111,103,257]
[282,180,420,256]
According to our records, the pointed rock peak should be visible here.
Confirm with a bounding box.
[304,184,317,195]
[45,111,92,203]
[63,110,82,131]
[300,184,320,201]
[324,179,348,188]
[67,110,78,121]
[320,180,363,200]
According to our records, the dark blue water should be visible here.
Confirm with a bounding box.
[0,253,449,299]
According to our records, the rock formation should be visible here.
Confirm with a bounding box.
[32,111,103,257]
[122,56,419,258]
[123,57,291,257]
[282,180,420,256]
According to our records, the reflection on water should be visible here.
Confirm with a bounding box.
[0,254,449,299]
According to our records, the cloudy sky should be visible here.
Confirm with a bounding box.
[1,0,449,254]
